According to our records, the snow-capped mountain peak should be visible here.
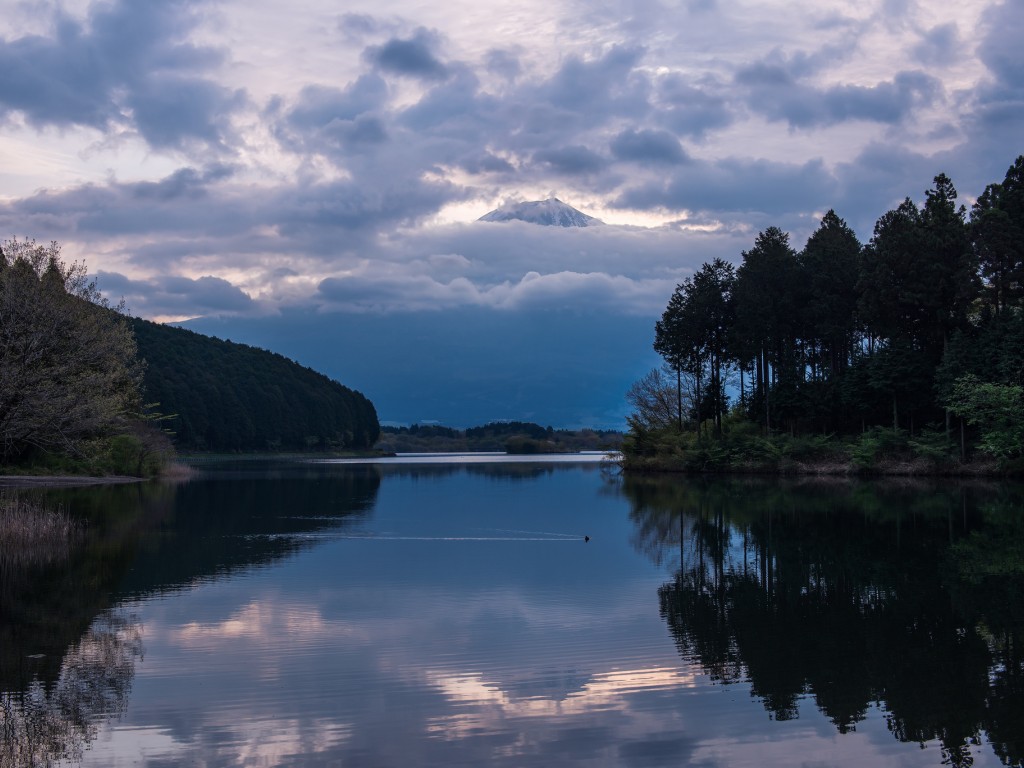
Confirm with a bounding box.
[478,198,602,227]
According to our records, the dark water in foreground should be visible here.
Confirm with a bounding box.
[3,457,1024,767]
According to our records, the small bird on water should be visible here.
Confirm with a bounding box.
[584,535,590,543]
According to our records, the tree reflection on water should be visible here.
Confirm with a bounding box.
[1,463,383,766]
[1,610,142,767]
[622,475,1024,768]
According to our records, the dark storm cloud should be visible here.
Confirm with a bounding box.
[653,75,733,139]
[365,29,449,81]
[275,176,463,241]
[283,76,390,131]
[912,23,960,67]
[533,145,608,175]
[0,163,462,265]
[541,45,649,117]
[977,1,1024,97]
[610,129,687,165]
[129,164,236,201]
[270,41,659,201]
[6,166,254,239]
[615,156,836,217]
[399,69,498,134]
[485,47,654,154]
[484,49,522,80]
[831,142,938,233]
[97,271,254,316]
[128,74,247,150]
[926,2,1024,200]
[0,0,245,151]
[459,152,516,174]
[275,76,392,156]
[735,57,941,128]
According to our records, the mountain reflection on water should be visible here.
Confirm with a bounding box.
[622,475,1024,768]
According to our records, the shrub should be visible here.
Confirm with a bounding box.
[850,427,911,469]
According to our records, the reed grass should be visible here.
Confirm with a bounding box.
[0,494,83,569]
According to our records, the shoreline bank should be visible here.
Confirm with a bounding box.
[0,474,146,488]
[621,455,1013,478]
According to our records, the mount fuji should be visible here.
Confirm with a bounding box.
[478,198,602,227]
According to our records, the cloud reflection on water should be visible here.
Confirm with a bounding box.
[19,463,1009,767]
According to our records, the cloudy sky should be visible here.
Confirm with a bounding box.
[1,0,1021,427]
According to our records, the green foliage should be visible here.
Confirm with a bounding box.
[132,318,380,452]
[906,427,957,464]
[0,239,143,464]
[775,433,842,461]
[947,374,1024,460]
[624,419,966,474]
[849,427,910,469]
[101,429,173,477]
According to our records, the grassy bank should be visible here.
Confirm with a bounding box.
[622,421,1015,477]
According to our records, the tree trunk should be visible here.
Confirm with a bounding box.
[676,366,683,432]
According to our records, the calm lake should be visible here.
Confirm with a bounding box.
[4,456,1024,767]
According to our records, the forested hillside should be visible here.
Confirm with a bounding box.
[133,319,379,452]
[629,156,1024,472]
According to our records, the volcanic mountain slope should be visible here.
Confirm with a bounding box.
[478,198,602,227]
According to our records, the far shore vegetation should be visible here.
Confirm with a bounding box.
[375,421,623,454]
[624,157,1024,476]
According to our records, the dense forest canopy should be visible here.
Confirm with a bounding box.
[634,156,1024,468]
[133,318,380,452]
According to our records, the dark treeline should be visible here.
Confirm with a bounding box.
[377,421,623,453]
[133,319,380,452]
[631,156,1024,470]
[624,475,1024,767]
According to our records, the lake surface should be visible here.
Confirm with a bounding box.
[3,457,1024,767]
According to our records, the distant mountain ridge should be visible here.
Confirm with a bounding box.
[478,198,602,227]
